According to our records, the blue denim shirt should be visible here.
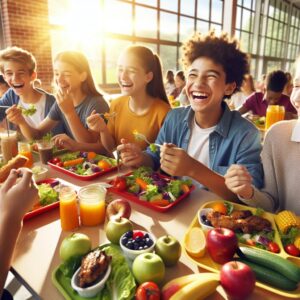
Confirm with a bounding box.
[146,102,263,188]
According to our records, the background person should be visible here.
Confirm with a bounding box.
[164,69,176,97]
[0,75,9,97]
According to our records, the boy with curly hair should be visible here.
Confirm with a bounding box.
[118,31,263,200]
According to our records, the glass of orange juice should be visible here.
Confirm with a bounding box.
[18,141,33,167]
[59,186,79,231]
[78,184,106,226]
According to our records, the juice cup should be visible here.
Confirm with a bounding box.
[265,105,279,130]
[18,141,33,167]
[0,130,18,163]
[278,105,285,121]
[59,186,79,231]
[78,185,106,226]
[36,140,53,164]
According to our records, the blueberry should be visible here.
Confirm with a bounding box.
[146,239,153,247]
[125,231,133,238]
[133,243,139,250]
[138,246,144,250]
[135,236,141,242]
[201,215,207,222]
[144,245,149,249]
[126,242,134,250]
[144,233,149,239]
[204,219,212,226]
[121,237,128,245]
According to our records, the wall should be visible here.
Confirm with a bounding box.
[1,0,53,91]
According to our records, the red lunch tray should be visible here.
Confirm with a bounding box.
[24,178,60,221]
[109,172,195,212]
[48,161,117,181]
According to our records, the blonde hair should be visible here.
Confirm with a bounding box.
[54,51,102,97]
[0,46,36,74]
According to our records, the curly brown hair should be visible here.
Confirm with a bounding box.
[181,30,249,89]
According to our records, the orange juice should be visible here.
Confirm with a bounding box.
[18,142,33,167]
[278,105,285,121]
[265,105,279,130]
[78,185,106,226]
[59,186,79,231]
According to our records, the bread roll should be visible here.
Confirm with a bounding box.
[0,155,28,183]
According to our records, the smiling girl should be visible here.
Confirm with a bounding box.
[6,50,108,143]
[87,45,170,153]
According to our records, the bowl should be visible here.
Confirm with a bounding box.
[32,165,49,182]
[71,264,111,298]
[198,208,214,232]
[119,230,156,261]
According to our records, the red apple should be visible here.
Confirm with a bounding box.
[220,261,256,300]
[206,228,238,264]
[106,198,131,221]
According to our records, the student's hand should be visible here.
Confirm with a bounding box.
[0,168,38,221]
[160,143,195,177]
[224,164,254,199]
[56,88,75,115]
[117,138,143,167]
[52,134,78,151]
[87,110,107,133]
[6,105,25,125]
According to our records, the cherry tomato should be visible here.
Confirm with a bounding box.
[113,176,127,191]
[135,281,160,300]
[284,244,300,257]
[98,160,111,170]
[268,242,280,253]
[51,157,61,164]
[56,161,64,167]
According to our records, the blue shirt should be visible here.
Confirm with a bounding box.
[0,88,64,135]
[146,102,263,189]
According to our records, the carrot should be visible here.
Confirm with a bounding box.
[63,157,84,167]
[150,199,170,207]
[181,184,190,193]
[87,152,97,160]
[135,178,148,190]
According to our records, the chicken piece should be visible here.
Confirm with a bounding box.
[244,215,272,232]
[230,210,253,220]
[207,211,239,231]
[78,249,111,288]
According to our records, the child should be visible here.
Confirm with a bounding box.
[0,75,9,97]
[238,70,297,119]
[117,31,263,200]
[6,50,109,143]
[86,45,170,153]
[170,70,186,99]
[0,47,63,134]
[224,56,300,214]
[164,70,176,97]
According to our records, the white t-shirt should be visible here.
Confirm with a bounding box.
[187,117,216,167]
[19,94,46,128]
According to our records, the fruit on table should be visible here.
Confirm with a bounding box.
[112,176,127,191]
[135,281,160,300]
[168,273,219,300]
[267,241,280,253]
[155,235,181,267]
[211,202,227,214]
[220,261,256,300]
[237,246,300,283]
[237,258,298,291]
[98,159,111,170]
[121,230,154,250]
[206,228,238,264]
[132,253,165,284]
[184,227,206,258]
[59,233,91,262]
[105,217,133,244]
[161,273,219,300]
[106,198,131,221]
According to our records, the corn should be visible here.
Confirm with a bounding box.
[275,210,299,234]
[295,235,300,250]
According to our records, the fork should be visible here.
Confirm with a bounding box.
[113,149,121,176]
[99,112,117,119]
[133,132,162,149]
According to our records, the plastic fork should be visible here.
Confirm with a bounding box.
[133,132,162,149]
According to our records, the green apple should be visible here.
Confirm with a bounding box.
[105,217,133,244]
[59,233,91,262]
[155,235,181,267]
[132,253,165,284]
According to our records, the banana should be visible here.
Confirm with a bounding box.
[170,273,219,300]
[162,273,214,300]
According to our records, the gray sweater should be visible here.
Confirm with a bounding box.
[242,120,300,214]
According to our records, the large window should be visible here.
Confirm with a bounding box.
[48,0,224,87]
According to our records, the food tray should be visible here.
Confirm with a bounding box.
[182,201,300,298]
[23,178,78,221]
[109,172,195,212]
[48,162,117,181]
